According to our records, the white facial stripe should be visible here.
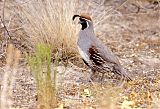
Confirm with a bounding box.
[81,18,91,21]
[86,21,89,28]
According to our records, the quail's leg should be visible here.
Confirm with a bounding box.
[89,69,100,82]
[100,73,105,82]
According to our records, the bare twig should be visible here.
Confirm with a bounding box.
[0,16,11,39]
[0,0,11,39]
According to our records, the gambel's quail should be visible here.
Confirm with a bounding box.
[72,14,132,81]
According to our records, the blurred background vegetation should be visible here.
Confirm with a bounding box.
[0,0,160,109]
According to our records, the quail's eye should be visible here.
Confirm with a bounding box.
[79,18,82,21]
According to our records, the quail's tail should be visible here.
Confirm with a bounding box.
[114,65,132,81]
[121,68,132,81]
[123,73,132,81]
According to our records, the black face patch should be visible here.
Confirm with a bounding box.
[79,17,88,30]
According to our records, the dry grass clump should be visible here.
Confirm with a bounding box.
[0,44,21,109]
[15,0,115,61]
[18,0,78,60]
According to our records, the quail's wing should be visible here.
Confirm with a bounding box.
[88,43,132,81]
[88,45,118,68]
[96,43,132,81]
[96,42,121,65]
[88,45,106,66]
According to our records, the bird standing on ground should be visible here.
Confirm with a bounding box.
[72,14,132,81]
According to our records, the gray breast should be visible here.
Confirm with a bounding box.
[77,29,95,51]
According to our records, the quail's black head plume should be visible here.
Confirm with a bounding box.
[72,15,80,21]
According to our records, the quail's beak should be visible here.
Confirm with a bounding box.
[72,15,85,24]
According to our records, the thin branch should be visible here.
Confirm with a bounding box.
[0,0,11,39]
[0,16,11,39]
